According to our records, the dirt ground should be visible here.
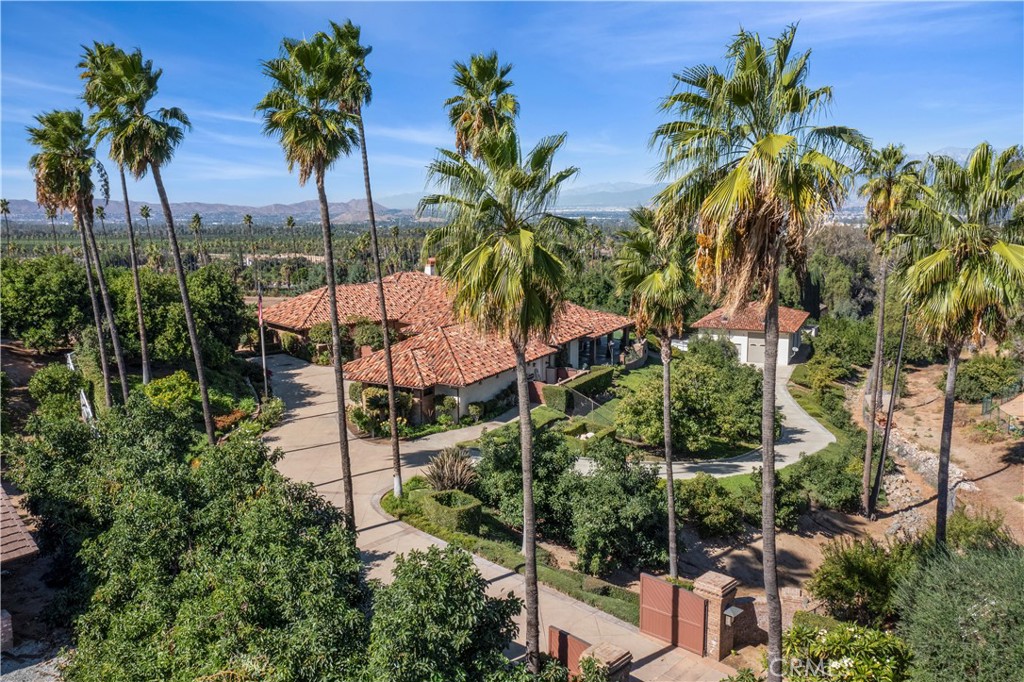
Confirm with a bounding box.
[889,363,1024,542]
[1,340,64,433]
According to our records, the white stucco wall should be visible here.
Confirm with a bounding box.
[673,329,798,366]
[448,354,551,417]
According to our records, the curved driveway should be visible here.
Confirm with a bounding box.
[264,353,731,682]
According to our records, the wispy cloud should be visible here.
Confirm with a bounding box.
[191,108,261,125]
[173,154,284,181]
[2,74,80,96]
[366,124,449,147]
[370,152,431,169]
[197,129,277,150]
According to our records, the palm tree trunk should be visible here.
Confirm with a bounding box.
[513,345,541,674]
[316,169,356,528]
[862,254,888,514]
[357,115,404,498]
[77,211,113,408]
[50,218,59,254]
[935,343,962,547]
[119,167,151,385]
[762,283,783,682]
[151,163,216,444]
[661,333,678,579]
[871,304,910,513]
[81,203,130,404]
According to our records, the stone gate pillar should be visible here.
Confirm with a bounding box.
[693,571,739,661]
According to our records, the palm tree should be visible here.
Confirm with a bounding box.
[444,51,519,158]
[896,143,1024,546]
[857,144,923,515]
[285,214,296,253]
[80,42,153,385]
[420,127,580,673]
[97,46,215,442]
[257,35,360,526]
[1,198,10,251]
[27,115,114,405]
[140,203,152,244]
[94,204,107,242]
[614,206,696,579]
[45,206,59,253]
[27,109,130,404]
[189,212,208,266]
[319,20,404,498]
[652,27,863,680]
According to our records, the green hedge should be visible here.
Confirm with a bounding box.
[420,490,482,535]
[564,365,614,397]
[541,384,571,413]
[792,610,844,632]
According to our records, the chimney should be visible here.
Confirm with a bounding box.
[424,257,437,276]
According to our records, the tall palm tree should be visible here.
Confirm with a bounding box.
[94,204,107,241]
[27,114,114,405]
[96,46,215,442]
[421,127,580,673]
[614,206,696,579]
[444,51,519,158]
[257,35,360,526]
[652,27,863,680]
[896,143,1024,546]
[0,198,9,250]
[139,203,152,244]
[319,20,404,498]
[27,109,130,404]
[80,42,153,385]
[285,214,296,253]
[45,206,59,253]
[189,212,208,266]
[857,144,922,515]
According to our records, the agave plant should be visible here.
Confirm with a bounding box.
[424,447,478,492]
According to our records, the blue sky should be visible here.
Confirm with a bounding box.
[2,1,1021,207]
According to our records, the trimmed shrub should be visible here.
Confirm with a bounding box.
[541,384,570,413]
[467,402,484,423]
[144,370,202,421]
[737,467,808,531]
[424,447,477,492]
[307,321,333,345]
[807,535,921,627]
[28,363,84,418]
[348,381,363,404]
[783,622,911,682]
[948,354,1023,402]
[673,472,743,537]
[437,395,458,420]
[564,365,614,397]
[791,610,844,632]
[420,490,483,535]
[352,320,396,351]
[896,547,1024,682]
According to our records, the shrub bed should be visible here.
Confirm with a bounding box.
[420,490,483,535]
[564,365,614,397]
[541,384,570,413]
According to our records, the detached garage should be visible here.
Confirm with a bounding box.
[685,304,810,366]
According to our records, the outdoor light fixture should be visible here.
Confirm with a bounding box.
[724,605,744,627]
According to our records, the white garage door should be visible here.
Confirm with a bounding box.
[747,332,766,364]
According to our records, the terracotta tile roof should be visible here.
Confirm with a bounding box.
[1,490,39,563]
[262,271,455,333]
[344,323,558,389]
[550,302,632,344]
[691,304,810,335]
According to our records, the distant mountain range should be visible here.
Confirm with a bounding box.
[3,198,406,225]
[3,149,981,223]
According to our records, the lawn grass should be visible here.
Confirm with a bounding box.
[457,405,568,448]
[382,478,640,625]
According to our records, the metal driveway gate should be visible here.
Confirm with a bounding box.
[639,573,707,656]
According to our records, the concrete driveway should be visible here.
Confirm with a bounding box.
[263,353,730,682]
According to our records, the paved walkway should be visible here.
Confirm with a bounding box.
[264,354,731,682]
[576,363,836,479]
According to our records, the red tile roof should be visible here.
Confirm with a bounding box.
[1,490,39,564]
[269,271,633,389]
[344,323,558,389]
[262,271,455,333]
[691,304,810,335]
[263,273,630,343]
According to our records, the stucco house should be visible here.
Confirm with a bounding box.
[675,304,810,366]
[261,264,634,422]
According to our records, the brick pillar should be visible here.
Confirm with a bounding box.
[693,571,739,661]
